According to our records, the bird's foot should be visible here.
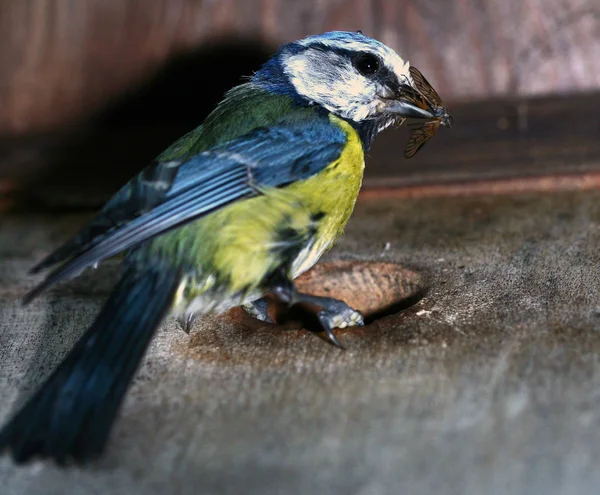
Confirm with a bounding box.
[270,270,362,348]
[242,298,273,324]
[178,313,197,334]
[318,305,364,330]
[314,299,364,348]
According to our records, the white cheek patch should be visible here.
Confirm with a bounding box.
[284,50,380,121]
[283,35,413,122]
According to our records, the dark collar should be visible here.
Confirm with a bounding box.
[347,119,385,151]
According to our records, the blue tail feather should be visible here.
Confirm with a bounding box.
[0,265,180,464]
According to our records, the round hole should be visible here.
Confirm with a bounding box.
[292,261,425,323]
[178,261,426,364]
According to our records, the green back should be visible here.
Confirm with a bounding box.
[158,84,316,161]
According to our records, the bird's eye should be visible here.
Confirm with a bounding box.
[353,53,381,76]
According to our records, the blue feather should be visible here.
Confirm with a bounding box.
[1,265,180,463]
[24,116,347,301]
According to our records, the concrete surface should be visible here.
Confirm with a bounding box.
[2,190,600,494]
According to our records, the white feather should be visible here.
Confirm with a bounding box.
[283,33,413,122]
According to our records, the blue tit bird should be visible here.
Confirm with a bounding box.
[0,31,444,464]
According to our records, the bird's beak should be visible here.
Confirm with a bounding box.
[384,98,434,119]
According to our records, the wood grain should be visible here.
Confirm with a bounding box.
[4,190,600,493]
[1,91,598,211]
[1,0,599,134]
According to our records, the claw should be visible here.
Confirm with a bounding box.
[243,298,274,323]
[318,312,345,349]
[178,313,196,334]
[269,270,361,349]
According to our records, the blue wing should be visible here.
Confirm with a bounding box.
[25,118,347,301]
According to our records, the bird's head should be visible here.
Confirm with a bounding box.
[253,31,435,140]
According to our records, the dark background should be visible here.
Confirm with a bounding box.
[2,0,599,135]
[0,0,599,211]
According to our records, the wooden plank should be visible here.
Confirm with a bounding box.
[1,92,600,210]
[0,0,599,133]
[366,92,600,188]
[3,189,600,492]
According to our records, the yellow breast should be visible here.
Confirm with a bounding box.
[161,114,365,305]
[289,115,365,276]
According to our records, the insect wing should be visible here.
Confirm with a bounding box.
[404,121,440,159]
[401,84,429,111]
[409,66,443,108]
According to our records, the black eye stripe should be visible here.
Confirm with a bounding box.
[302,44,391,83]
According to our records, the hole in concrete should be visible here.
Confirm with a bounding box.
[178,260,426,365]
[269,261,426,327]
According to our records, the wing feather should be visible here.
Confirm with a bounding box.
[25,118,346,301]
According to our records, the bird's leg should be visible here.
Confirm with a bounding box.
[242,298,273,323]
[270,270,363,348]
[177,313,197,334]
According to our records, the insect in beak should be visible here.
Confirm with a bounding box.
[402,65,453,159]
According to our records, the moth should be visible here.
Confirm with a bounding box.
[403,66,453,159]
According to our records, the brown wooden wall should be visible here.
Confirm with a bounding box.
[1,0,599,134]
